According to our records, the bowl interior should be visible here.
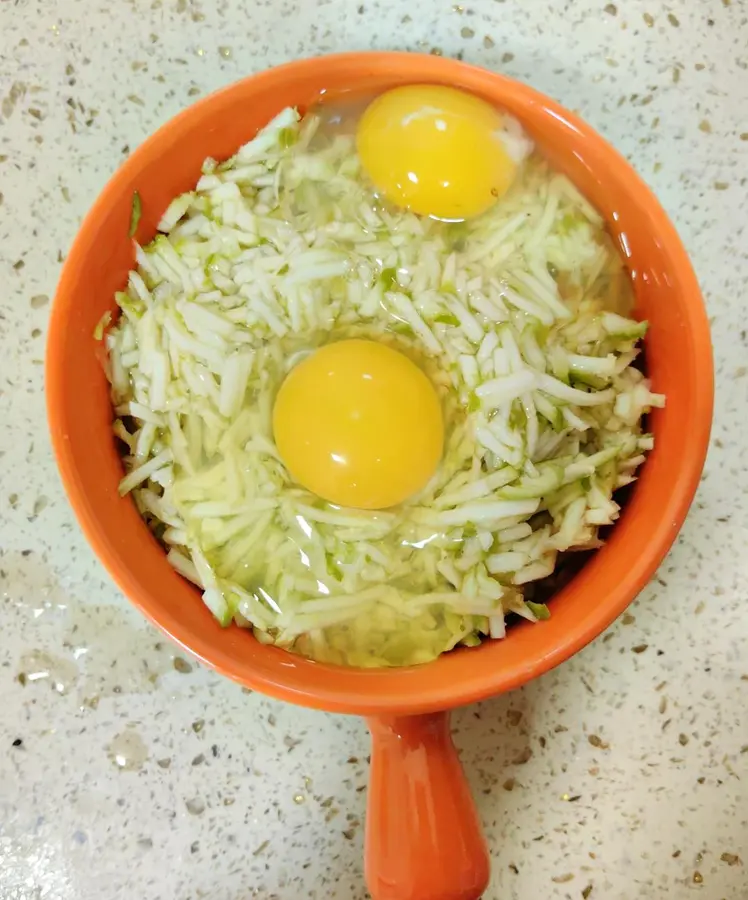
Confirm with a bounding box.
[47,53,712,715]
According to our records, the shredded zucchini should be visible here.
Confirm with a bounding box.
[129,191,142,239]
[104,105,664,667]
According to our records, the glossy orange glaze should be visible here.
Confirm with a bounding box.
[367,713,490,900]
[47,53,713,900]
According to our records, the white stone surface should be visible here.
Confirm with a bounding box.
[1,1,746,898]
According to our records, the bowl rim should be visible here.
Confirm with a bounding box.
[47,51,713,715]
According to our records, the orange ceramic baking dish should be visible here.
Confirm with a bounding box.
[47,53,713,900]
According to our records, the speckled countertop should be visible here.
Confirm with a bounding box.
[1,1,747,898]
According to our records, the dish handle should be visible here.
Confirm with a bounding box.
[365,712,490,900]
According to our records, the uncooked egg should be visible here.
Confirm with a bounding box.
[356,84,526,221]
[273,339,444,510]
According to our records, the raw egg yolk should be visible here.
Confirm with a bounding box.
[356,84,518,221]
[273,340,444,510]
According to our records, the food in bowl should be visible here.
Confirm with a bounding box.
[101,86,664,668]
